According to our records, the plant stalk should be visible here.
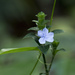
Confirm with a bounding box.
[30,53,41,75]
[42,53,49,75]
[48,55,55,73]
[49,0,56,31]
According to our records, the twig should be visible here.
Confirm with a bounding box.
[49,0,56,31]
[42,53,49,75]
[29,53,41,75]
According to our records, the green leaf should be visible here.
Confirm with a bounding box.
[23,32,35,39]
[53,48,65,56]
[32,20,38,23]
[36,12,46,18]
[43,20,50,24]
[32,20,38,25]
[0,47,40,55]
[34,36,40,46]
[52,40,59,50]
[38,25,45,30]
[52,29,64,34]
[53,50,60,55]
[38,45,50,54]
[28,27,39,31]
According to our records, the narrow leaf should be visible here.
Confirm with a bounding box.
[32,20,38,23]
[0,47,40,55]
[52,29,64,34]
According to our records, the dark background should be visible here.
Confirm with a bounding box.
[0,0,75,38]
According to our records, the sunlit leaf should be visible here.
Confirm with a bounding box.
[32,20,38,23]
[0,47,40,55]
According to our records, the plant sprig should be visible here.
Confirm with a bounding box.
[0,0,65,75]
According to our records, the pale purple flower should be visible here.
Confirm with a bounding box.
[37,28,54,44]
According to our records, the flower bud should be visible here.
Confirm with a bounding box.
[52,40,59,50]
[36,12,46,19]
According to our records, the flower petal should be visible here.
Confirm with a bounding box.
[39,38,46,44]
[46,37,54,42]
[43,27,48,34]
[48,32,54,37]
[38,30,43,37]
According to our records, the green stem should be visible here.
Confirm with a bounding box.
[48,0,57,73]
[48,55,55,73]
[29,53,41,75]
[49,0,56,31]
[42,53,49,75]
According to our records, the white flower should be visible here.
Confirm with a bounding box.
[37,28,54,44]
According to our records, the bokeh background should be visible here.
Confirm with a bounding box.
[0,0,75,75]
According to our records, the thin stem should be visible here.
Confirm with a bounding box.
[42,53,49,75]
[49,0,56,31]
[48,55,55,72]
[48,0,57,73]
[29,53,41,75]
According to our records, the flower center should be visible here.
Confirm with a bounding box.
[42,33,47,38]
